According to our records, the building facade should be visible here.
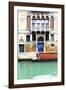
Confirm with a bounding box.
[17,11,58,60]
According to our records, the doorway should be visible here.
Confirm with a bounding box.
[37,36,44,52]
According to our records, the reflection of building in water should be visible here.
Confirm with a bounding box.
[17,11,58,60]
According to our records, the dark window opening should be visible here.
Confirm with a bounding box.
[46,16,49,28]
[32,31,36,41]
[37,16,40,20]
[36,31,40,34]
[26,35,30,41]
[46,16,49,20]
[32,31,35,33]
[51,44,54,47]
[41,16,44,20]
[41,31,45,34]
[38,36,44,42]
[19,44,24,52]
[45,31,49,41]
[32,16,36,20]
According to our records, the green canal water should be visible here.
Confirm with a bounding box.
[17,60,57,80]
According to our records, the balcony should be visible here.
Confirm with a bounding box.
[31,27,49,32]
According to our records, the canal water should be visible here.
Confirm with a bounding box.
[17,60,57,80]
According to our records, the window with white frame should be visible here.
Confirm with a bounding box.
[51,34,54,41]
[19,44,24,53]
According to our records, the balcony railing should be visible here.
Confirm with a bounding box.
[31,27,49,32]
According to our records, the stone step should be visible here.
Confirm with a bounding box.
[18,52,36,59]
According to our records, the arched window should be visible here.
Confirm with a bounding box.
[32,16,36,30]
[46,16,49,20]
[37,16,40,20]
[41,16,45,30]
[46,16,49,28]
[50,16,54,29]
[41,16,44,20]
[38,36,44,42]
[27,15,31,30]
[32,16,36,20]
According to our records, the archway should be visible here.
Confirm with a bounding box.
[37,36,44,52]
